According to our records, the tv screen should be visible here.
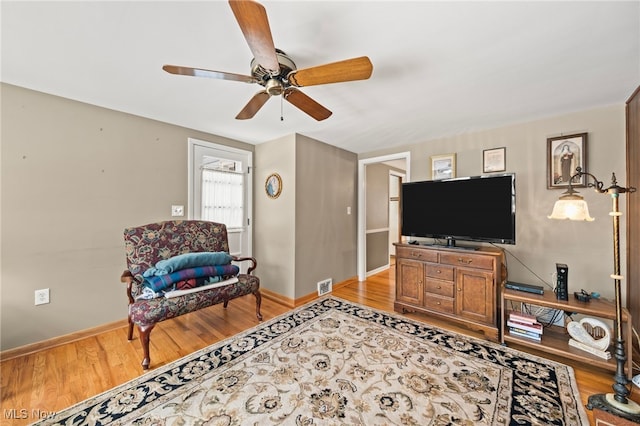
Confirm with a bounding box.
[401,173,516,246]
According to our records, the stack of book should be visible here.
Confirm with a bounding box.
[507,311,543,342]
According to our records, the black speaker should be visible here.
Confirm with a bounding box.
[556,263,569,301]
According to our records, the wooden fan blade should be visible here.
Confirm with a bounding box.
[284,88,332,121]
[236,91,271,120]
[288,56,373,87]
[229,0,280,73]
[163,65,257,83]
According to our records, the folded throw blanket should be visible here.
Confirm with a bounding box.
[143,252,232,277]
[164,277,239,299]
[143,264,239,292]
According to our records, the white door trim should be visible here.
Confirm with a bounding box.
[187,138,253,257]
[357,152,411,281]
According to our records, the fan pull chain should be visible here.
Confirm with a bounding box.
[280,95,284,121]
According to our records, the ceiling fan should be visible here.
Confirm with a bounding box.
[162,0,373,121]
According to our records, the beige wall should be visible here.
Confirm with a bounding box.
[2,82,629,350]
[365,163,391,272]
[366,163,390,229]
[1,83,255,350]
[360,105,628,303]
[254,135,297,299]
[294,135,357,298]
[254,134,358,300]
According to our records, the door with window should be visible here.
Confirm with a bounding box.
[188,138,253,270]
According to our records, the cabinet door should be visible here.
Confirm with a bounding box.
[396,258,424,306]
[456,267,495,324]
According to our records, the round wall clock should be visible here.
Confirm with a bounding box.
[265,173,282,199]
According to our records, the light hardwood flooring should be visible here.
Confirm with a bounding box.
[0,267,636,425]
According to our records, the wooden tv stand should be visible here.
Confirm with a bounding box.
[394,243,506,342]
[501,287,633,379]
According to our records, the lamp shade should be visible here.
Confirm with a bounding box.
[548,193,595,221]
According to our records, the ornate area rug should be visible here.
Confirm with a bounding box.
[37,297,588,425]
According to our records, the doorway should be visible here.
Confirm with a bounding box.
[357,152,411,281]
[188,138,253,264]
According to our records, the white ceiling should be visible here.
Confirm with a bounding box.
[2,1,638,154]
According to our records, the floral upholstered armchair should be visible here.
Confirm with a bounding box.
[120,220,262,369]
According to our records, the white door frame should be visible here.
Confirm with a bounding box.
[389,170,406,257]
[357,152,411,281]
[188,138,253,257]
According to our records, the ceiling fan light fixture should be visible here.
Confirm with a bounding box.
[265,78,284,96]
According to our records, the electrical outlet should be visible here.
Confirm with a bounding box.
[317,278,333,296]
[171,205,184,217]
[35,288,50,305]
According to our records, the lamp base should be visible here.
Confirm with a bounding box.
[587,393,640,423]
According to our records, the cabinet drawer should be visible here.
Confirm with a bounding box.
[424,264,454,281]
[425,279,454,297]
[440,252,495,270]
[396,247,438,262]
[424,295,454,314]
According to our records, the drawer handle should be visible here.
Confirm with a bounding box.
[411,252,422,258]
[436,302,441,305]
[458,258,472,264]
[436,285,441,289]
[436,269,442,274]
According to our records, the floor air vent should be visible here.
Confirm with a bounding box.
[317,278,333,296]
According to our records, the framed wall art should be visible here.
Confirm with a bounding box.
[483,147,506,173]
[265,173,282,199]
[431,153,456,180]
[547,133,588,189]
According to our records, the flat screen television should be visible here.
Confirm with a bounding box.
[401,173,516,246]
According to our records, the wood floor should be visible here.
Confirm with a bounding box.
[0,267,636,425]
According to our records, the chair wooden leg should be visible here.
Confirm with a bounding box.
[254,290,263,321]
[137,323,155,370]
[127,316,134,341]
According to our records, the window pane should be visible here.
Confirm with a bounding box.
[201,169,243,228]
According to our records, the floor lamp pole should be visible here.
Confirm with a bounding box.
[586,187,640,422]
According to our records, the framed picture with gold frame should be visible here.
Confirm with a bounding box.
[431,153,456,180]
[265,173,282,198]
[547,133,588,189]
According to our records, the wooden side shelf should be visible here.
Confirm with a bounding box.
[501,288,633,379]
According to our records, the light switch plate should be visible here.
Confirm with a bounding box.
[35,288,50,305]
